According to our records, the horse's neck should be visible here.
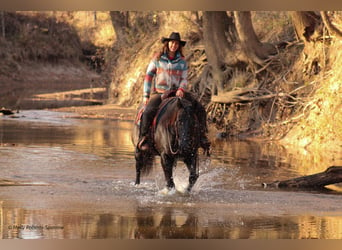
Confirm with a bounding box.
[154,97,179,126]
[161,104,179,126]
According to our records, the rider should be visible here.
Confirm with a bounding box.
[137,32,210,152]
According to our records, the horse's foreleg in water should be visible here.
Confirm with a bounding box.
[184,154,199,192]
[161,153,175,190]
[134,149,143,185]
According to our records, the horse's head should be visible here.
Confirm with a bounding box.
[175,98,199,155]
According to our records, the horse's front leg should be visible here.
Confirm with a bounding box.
[160,153,175,190]
[184,152,199,192]
[135,148,143,185]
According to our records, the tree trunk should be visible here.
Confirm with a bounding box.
[202,11,228,92]
[234,11,277,65]
[48,11,56,36]
[202,11,241,93]
[320,11,342,38]
[290,12,324,76]
[290,11,322,42]
[109,11,129,46]
[1,11,5,38]
[93,11,97,26]
[263,166,342,189]
[202,11,278,95]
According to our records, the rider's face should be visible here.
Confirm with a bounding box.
[168,40,179,53]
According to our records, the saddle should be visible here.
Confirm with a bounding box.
[134,89,178,127]
[134,96,178,130]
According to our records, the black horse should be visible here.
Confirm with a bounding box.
[133,97,201,192]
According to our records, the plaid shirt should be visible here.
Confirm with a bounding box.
[143,52,188,98]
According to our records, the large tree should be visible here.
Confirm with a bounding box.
[202,11,241,93]
[290,11,324,76]
[201,11,278,96]
[234,11,277,65]
[290,11,322,42]
[109,11,129,46]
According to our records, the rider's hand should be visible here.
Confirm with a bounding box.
[176,88,185,98]
[143,97,149,105]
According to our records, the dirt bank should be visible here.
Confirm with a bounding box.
[0,62,102,109]
[54,103,137,121]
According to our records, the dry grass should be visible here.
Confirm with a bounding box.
[252,11,294,43]
[2,12,82,64]
[17,11,115,48]
[108,11,196,107]
[60,11,115,48]
[281,38,342,154]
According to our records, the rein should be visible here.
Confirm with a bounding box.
[167,120,179,155]
[152,97,192,155]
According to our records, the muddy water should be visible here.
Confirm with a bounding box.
[0,110,341,239]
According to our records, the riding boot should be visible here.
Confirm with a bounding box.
[137,95,162,151]
[137,118,152,151]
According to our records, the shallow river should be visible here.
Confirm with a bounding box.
[0,110,341,239]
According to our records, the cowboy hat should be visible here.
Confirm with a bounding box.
[161,32,186,46]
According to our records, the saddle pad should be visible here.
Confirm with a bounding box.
[134,106,145,126]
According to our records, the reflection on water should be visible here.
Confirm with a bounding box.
[1,206,342,239]
[0,110,341,239]
[0,110,134,158]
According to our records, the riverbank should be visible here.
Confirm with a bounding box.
[53,103,137,121]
